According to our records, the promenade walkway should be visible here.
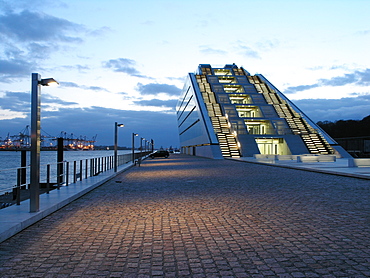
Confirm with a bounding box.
[0,154,369,277]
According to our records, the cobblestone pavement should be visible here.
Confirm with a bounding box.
[0,155,369,278]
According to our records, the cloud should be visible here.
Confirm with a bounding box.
[235,39,279,59]
[88,26,112,37]
[0,8,90,82]
[0,0,67,12]
[319,69,370,86]
[285,68,370,94]
[356,29,370,36]
[133,99,177,110]
[0,106,180,147]
[136,83,181,96]
[195,20,209,28]
[284,84,319,94]
[103,58,145,77]
[0,91,30,112]
[42,94,78,106]
[141,20,155,25]
[256,39,279,51]
[60,82,109,92]
[57,64,90,72]
[166,76,187,82]
[0,59,33,75]
[199,46,227,55]
[238,45,260,59]
[0,57,35,82]
[0,91,77,112]
[0,10,84,43]
[294,94,370,122]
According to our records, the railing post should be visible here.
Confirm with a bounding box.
[66,162,69,186]
[73,161,77,183]
[80,160,83,181]
[16,168,21,205]
[57,137,64,186]
[21,150,27,186]
[96,158,98,175]
[46,164,51,192]
[85,159,88,179]
[56,162,61,189]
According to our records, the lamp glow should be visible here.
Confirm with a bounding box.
[39,78,59,86]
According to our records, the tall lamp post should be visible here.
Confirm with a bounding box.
[132,133,138,164]
[140,137,144,157]
[30,73,58,212]
[114,122,124,172]
[151,139,154,152]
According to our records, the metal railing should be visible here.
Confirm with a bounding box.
[0,151,151,208]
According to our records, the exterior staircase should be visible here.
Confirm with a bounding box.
[247,76,334,155]
[196,74,240,158]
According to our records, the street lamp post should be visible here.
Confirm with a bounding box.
[30,73,58,212]
[114,122,124,172]
[132,133,138,164]
[140,137,144,157]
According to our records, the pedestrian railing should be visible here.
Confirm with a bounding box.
[0,151,151,208]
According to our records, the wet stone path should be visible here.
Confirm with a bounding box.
[0,154,369,277]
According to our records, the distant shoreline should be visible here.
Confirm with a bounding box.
[0,148,134,152]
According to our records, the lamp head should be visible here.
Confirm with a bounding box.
[39,78,59,86]
[117,123,124,127]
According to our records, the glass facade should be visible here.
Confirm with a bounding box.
[177,64,347,159]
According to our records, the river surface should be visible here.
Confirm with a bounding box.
[0,150,133,194]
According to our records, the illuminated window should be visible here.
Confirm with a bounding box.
[214,69,232,75]
[235,106,261,118]
[255,138,291,155]
[218,76,237,83]
[244,120,274,135]
[223,85,244,93]
[229,94,252,104]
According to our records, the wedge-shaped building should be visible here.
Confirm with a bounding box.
[176,64,349,159]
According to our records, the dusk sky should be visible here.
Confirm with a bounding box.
[1,0,369,148]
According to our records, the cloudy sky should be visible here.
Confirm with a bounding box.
[0,0,369,148]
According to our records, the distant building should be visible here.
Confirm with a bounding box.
[176,64,350,159]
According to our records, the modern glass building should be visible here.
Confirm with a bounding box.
[176,64,350,159]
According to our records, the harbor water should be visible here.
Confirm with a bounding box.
[0,150,133,194]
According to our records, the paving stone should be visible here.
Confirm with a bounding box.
[0,155,369,277]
